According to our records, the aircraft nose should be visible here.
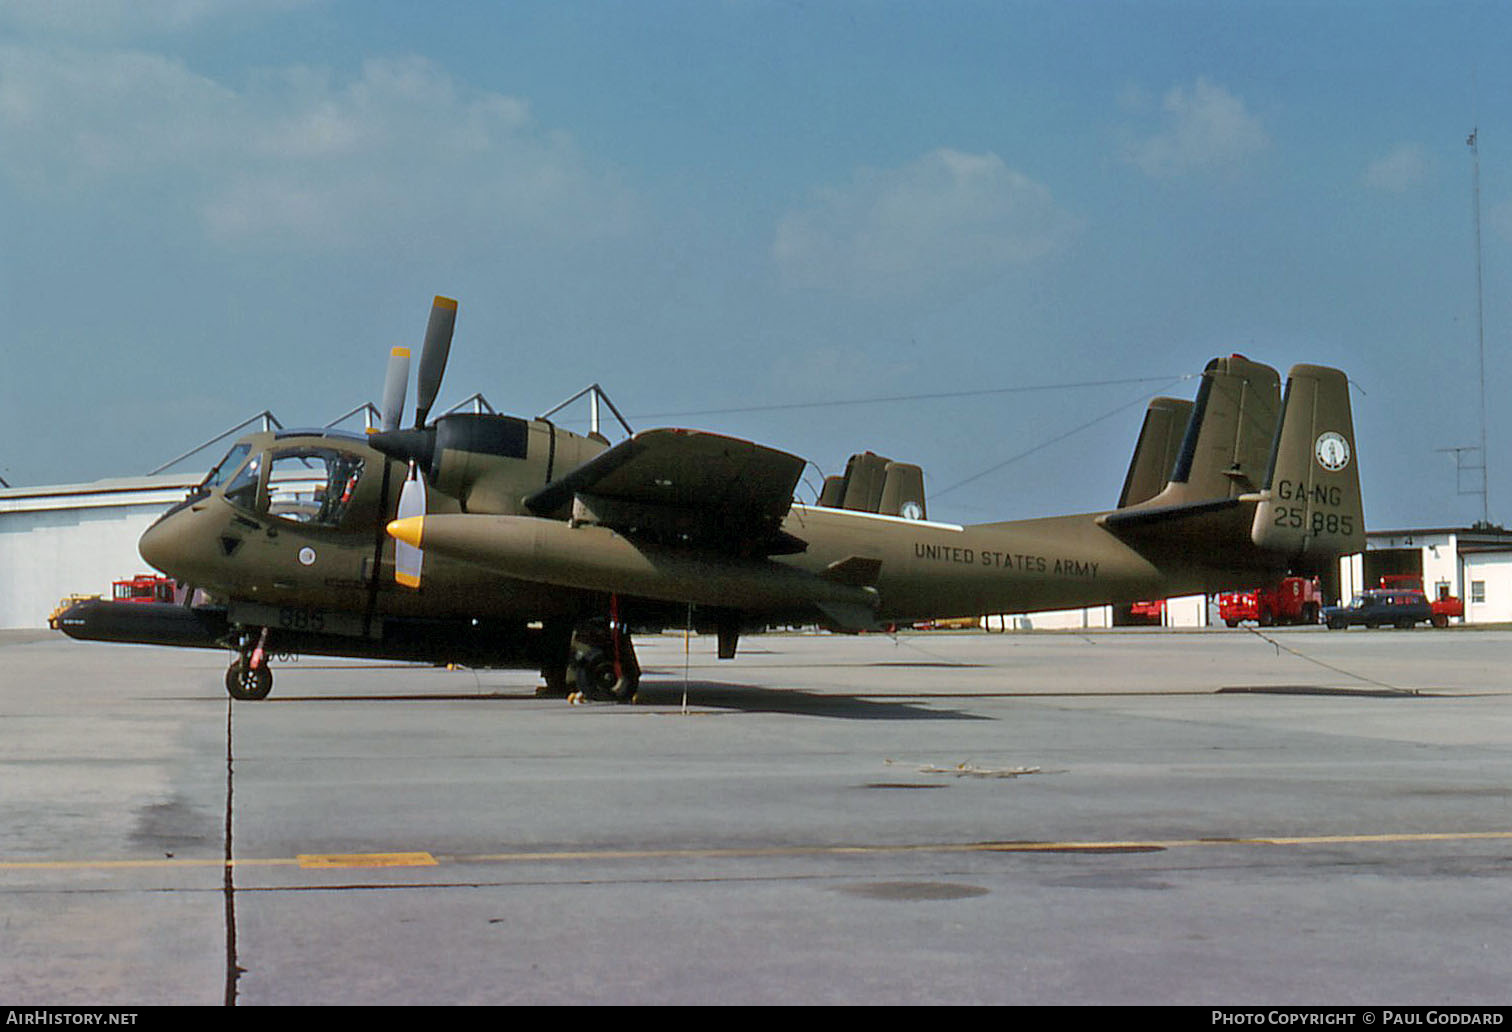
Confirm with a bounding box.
[138,501,195,580]
[137,514,174,575]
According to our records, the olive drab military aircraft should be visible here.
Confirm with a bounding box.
[59,298,1366,703]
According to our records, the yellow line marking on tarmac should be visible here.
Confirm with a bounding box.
[3,831,1512,873]
[298,852,438,869]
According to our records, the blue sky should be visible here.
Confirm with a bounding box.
[2,1,1509,530]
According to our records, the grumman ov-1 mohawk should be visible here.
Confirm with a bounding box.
[60,297,1365,702]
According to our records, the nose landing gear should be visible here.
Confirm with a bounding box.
[225,627,273,701]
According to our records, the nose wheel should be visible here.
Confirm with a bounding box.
[226,656,273,701]
[225,626,273,701]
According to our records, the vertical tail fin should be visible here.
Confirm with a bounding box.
[1250,365,1364,563]
[1165,354,1282,502]
[1132,355,1281,510]
[1117,397,1193,508]
[820,452,928,519]
[840,451,889,511]
[878,462,926,520]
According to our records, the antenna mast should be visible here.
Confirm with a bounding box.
[1468,127,1490,525]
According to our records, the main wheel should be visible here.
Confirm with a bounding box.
[572,646,638,702]
[225,658,272,701]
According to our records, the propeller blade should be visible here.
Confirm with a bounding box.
[379,346,411,433]
[394,474,426,588]
[413,295,458,428]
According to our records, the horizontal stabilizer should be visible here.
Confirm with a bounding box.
[1099,497,1240,534]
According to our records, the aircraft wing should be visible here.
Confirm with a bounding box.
[524,428,808,556]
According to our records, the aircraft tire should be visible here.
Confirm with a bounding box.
[573,647,637,703]
[225,658,273,701]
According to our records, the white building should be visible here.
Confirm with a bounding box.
[0,475,199,629]
[1341,526,1512,624]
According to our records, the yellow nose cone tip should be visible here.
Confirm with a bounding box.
[386,516,424,548]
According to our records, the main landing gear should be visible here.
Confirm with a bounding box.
[225,627,274,701]
[538,610,641,704]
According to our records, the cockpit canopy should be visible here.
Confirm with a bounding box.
[210,436,373,530]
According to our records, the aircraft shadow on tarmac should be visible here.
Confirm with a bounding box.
[245,675,983,720]
[627,680,986,719]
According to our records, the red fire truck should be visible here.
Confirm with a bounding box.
[1219,576,1323,627]
[111,574,178,604]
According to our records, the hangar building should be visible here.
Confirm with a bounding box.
[0,475,199,629]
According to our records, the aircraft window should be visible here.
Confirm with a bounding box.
[223,454,263,511]
[201,443,251,491]
[265,448,366,528]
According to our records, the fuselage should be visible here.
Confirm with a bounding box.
[776,503,1275,622]
[140,428,1287,636]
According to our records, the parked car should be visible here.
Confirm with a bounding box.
[1377,574,1462,627]
[1321,589,1436,630]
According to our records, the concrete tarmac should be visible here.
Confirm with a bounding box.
[2,625,1511,1006]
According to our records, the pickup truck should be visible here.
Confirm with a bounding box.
[1321,589,1436,630]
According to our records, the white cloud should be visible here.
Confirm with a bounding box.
[773,148,1081,301]
[0,46,637,251]
[1363,143,1430,193]
[0,47,237,186]
[1121,78,1270,179]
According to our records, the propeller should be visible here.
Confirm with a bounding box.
[379,347,411,433]
[414,296,457,429]
[373,296,458,589]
